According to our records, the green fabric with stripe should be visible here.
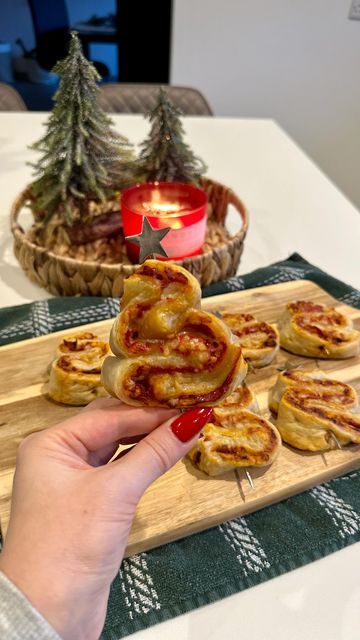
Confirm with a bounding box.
[0,253,359,639]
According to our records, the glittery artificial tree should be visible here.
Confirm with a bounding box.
[134,88,207,185]
[29,32,134,226]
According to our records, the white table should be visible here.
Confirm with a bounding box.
[0,113,359,640]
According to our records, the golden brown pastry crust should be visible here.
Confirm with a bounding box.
[269,369,360,451]
[188,407,281,476]
[269,368,358,415]
[102,260,247,407]
[220,384,258,411]
[222,312,279,367]
[278,300,360,359]
[48,332,110,405]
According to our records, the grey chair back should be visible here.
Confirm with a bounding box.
[0,83,27,111]
[99,83,213,116]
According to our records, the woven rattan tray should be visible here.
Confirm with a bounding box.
[10,178,249,297]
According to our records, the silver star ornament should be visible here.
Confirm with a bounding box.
[126,216,171,263]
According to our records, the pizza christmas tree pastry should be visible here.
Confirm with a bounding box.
[278,300,360,359]
[188,407,281,476]
[269,369,360,451]
[269,368,358,415]
[48,332,110,405]
[101,260,247,407]
[222,312,279,367]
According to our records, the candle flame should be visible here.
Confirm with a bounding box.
[141,199,190,217]
[169,219,184,229]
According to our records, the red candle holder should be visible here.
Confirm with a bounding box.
[121,181,208,263]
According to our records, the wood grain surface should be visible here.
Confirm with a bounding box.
[0,279,359,556]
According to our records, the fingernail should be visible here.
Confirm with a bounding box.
[170,407,213,443]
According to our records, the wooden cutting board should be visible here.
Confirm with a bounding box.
[1,279,360,557]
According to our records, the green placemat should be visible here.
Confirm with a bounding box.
[1,253,360,640]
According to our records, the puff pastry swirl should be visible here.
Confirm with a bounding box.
[101,260,247,407]
[278,300,360,359]
[220,383,258,411]
[269,369,360,451]
[269,368,358,415]
[222,312,279,367]
[188,407,281,476]
[48,332,110,405]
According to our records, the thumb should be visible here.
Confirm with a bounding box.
[110,407,213,501]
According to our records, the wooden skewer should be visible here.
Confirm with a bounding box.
[234,469,245,501]
[277,359,304,372]
[245,469,255,490]
[320,452,328,467]
[329,432,342,449]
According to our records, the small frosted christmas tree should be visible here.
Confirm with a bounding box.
[29,32,134,225]
[134,88,207,184]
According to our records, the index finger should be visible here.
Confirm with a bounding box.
[51,401,178,456]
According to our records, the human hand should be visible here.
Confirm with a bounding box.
[0,399,212,640]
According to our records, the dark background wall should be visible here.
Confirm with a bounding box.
[0,0,118,77]
[0,0,173,109]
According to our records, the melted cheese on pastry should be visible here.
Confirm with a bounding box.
[188,407,281,476]
[278,300,360,359]
[269,368,358,415]
[221,383,258,411]
[48,332,110,405]
[270,368,360,451]
[222,312,279,367]
[102,260,247,407]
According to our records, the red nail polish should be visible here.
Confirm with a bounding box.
[170,407,213,443]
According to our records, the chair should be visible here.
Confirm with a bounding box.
[0,83,27,111]
[27,0,70,71]
[98,84,213,116]
[27,0,109,77]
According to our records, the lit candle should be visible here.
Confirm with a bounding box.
[121,181,208,262]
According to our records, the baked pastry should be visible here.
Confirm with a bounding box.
[269,368,358,415]
[48,332,110,405]
[222,312,279,367]
[270,369,360,451]
[101,260,247,407]
[188,407,281,476]
[55,332,107,357]
[278,300,360,359]
[221,383,258,411]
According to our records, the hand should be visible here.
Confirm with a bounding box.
[0,399,212,640]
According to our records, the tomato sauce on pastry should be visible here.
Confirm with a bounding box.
[102,260,247,407]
